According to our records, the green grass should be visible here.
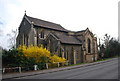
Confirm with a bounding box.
[95,56,118,62]
[96,58,111,62]
[67,56,118,67]
[68,62,87,66]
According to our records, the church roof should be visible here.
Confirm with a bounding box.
[76,30,86,33]
[25,15,68,32]
[52,33,82,45]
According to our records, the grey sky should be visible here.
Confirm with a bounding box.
[0,0,119,49]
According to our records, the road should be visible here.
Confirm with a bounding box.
[15,58,119,79]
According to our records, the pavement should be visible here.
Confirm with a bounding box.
[2,58,117,80]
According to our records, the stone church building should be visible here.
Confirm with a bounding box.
[16,14,98,64]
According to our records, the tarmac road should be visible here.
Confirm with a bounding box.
[15,58,118,79]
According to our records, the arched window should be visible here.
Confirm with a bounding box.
[59,47,63,57]
[41,31,44,38]
[88,38,91,53]
[26,35,28,46]
[39,31,44,39]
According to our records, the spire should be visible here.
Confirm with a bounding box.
[86,27,89,30]
[24,10,26,16]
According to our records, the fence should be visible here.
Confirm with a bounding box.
[2,61,69,74]
[2,67,21,73]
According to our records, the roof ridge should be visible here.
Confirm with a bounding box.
[26,15,62,26]
[76,30,86,33]
[53,33,81,45]
[25,15,68,32]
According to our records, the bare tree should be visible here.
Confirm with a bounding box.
[7,29,18,49]
[103,34,111,48]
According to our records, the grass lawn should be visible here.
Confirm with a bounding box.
[68,56,119,67]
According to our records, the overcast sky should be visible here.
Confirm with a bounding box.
[0,0,119,49]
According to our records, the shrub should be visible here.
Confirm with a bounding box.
[3,45,67,70]
[17,45,50,64]
[49,55,66,63]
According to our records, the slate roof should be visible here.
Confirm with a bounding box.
[52,33,81,45]
[76,30,86,33]
[26,15,68,32]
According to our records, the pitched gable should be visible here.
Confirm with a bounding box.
[49,33,82,45]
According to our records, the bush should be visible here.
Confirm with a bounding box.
[2,48,24,67]
[18,45,50,64]
[49,55,66,63]
[3,45,67,70]
[48,63,58,68]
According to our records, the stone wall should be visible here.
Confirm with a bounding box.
[86,54,93,62]
[34,27,67,46]
[61,44,82,64]
[16,17,32,47]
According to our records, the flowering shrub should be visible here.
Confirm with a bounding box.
[49,55,66,63]
[18,45,50,64]
[3,45,67,71]
[18,45,66,64]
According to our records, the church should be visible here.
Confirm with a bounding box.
[16,13,98,64]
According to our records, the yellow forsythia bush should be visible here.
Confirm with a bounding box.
[50,55,66,63]
[17,45,66,64]
[18,45,50,63]
[49,55,66,68]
